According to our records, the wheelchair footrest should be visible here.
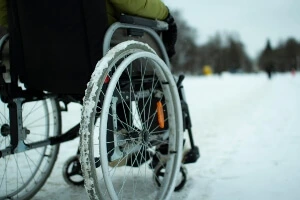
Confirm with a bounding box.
[182,146,200,164]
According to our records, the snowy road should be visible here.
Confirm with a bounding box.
[33,73,300,200]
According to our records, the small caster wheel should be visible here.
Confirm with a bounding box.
[154,163,187,192]
[63,155,84,186]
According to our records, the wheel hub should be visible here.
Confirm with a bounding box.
[142,130,150,144]
[127,130,150,144]
[1,124,10,137]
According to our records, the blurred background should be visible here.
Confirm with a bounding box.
[164,0,300,76]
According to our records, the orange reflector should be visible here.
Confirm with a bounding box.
[156,101,164,128]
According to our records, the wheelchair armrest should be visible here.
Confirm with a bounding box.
[119,14,168,31]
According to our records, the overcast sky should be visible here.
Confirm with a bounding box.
[164,0,300,59]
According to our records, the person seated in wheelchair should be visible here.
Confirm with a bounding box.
[0,0,177,58]
[0,1,200,199]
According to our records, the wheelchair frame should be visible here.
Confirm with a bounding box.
[0,18,169,158]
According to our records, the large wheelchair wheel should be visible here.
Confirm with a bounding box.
[80,41,183,200]
[0,98,61,199]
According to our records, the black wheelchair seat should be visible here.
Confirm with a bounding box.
[8,0,107,94]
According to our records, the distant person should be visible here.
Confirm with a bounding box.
[261,39,274,79]
[202,65,213,76]
[291,67,296,76]
[0,0,177,57]
[265,63,274,79]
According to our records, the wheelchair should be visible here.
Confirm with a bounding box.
[0,1,199,199]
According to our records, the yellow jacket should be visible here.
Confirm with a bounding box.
[107,0,168,24]
[0,0,168,28]
[0,0,7,27]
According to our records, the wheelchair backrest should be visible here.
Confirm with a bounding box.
[8,0,107,94]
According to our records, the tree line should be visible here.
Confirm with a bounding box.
[170,11,300,75]
[258,38,300,73]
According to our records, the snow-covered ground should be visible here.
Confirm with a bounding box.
[33,72,300,200]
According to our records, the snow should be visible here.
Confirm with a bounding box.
[32,72,300,200]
